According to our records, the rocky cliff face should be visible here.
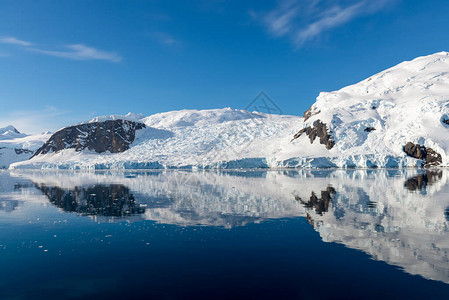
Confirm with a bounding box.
[32,119,145,157]
[292,119,335,150]
[403,142,442,167]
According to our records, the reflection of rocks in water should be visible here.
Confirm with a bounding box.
[0,200,20,212]
[295,186,336,229]
[295,186,335,215]
[300,176,449,284]
[404,170,443,192]
[35,184,145,217]
[12,169,449,284]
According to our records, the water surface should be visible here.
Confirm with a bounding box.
[1,169,449,299]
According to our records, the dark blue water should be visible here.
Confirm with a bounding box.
[0,169,448,299]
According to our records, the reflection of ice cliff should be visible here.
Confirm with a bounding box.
[20,171,304,227]
[300,170,449,284]
[8,169,449,284]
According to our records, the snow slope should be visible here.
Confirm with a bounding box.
[0,127,51,168]
[9,51,449,169]
[11,108,300,169]
[273,51,449,168]
[0,125,26,140]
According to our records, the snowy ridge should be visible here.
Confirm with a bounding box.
[0,125,26,140]
[273,51,449,168]
[0,129,51,168]
[9,51,449,169]
[11,108,300,170]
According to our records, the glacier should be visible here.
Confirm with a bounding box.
[9,51,449,170]
[0,126,51,169]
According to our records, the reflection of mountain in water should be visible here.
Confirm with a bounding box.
[7,169,449,284]
[35,184,145,218]
[298,170,449,284]
[0,199,19,212]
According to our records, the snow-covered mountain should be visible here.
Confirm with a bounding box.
[274,51,449,168]
[0,126,51,168]
[0,125,26,140]
[9,51,449,169]
[10,108,300,169]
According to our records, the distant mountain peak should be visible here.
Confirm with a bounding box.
[0,125,20,135]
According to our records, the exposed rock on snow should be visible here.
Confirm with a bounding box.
[403,142,442,167]
[291,119,335,149]
[32,119,146,157]
[0,128,51,168]
[12,108,299,170]
[278,51,449,168]
[303,104,320,121]
[9,51,449,169]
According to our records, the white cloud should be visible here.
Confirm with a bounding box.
[0,36,122,62]
[30,44,122,62]
[0,36,32,46]
[256,0,395,48]
[150,32,180,47]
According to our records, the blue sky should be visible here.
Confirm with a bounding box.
[1,0,449,133]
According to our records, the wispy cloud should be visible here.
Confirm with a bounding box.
[0,36,122,62]
[150,32,181,47]
[30,44,122,62]
[0,36,33,46]
[255,0,395,48]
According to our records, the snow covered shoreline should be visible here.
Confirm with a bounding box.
[8,51,449,170]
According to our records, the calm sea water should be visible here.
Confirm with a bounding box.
[0,169,448,300]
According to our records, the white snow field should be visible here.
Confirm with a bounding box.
[10,109,301,169]
[0,126,51,168]
[9,51,449,169]
[275,51,449,168]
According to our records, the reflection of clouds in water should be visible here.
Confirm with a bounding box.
[2,169,449,284]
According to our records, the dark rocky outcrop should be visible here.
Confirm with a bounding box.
[32,119,146,158]
[0,147,33,155]
[303,104,320,121]
[403,142,442,167]
[14,148,33,155]
[292,119,335,150]
[364,127,376,132]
